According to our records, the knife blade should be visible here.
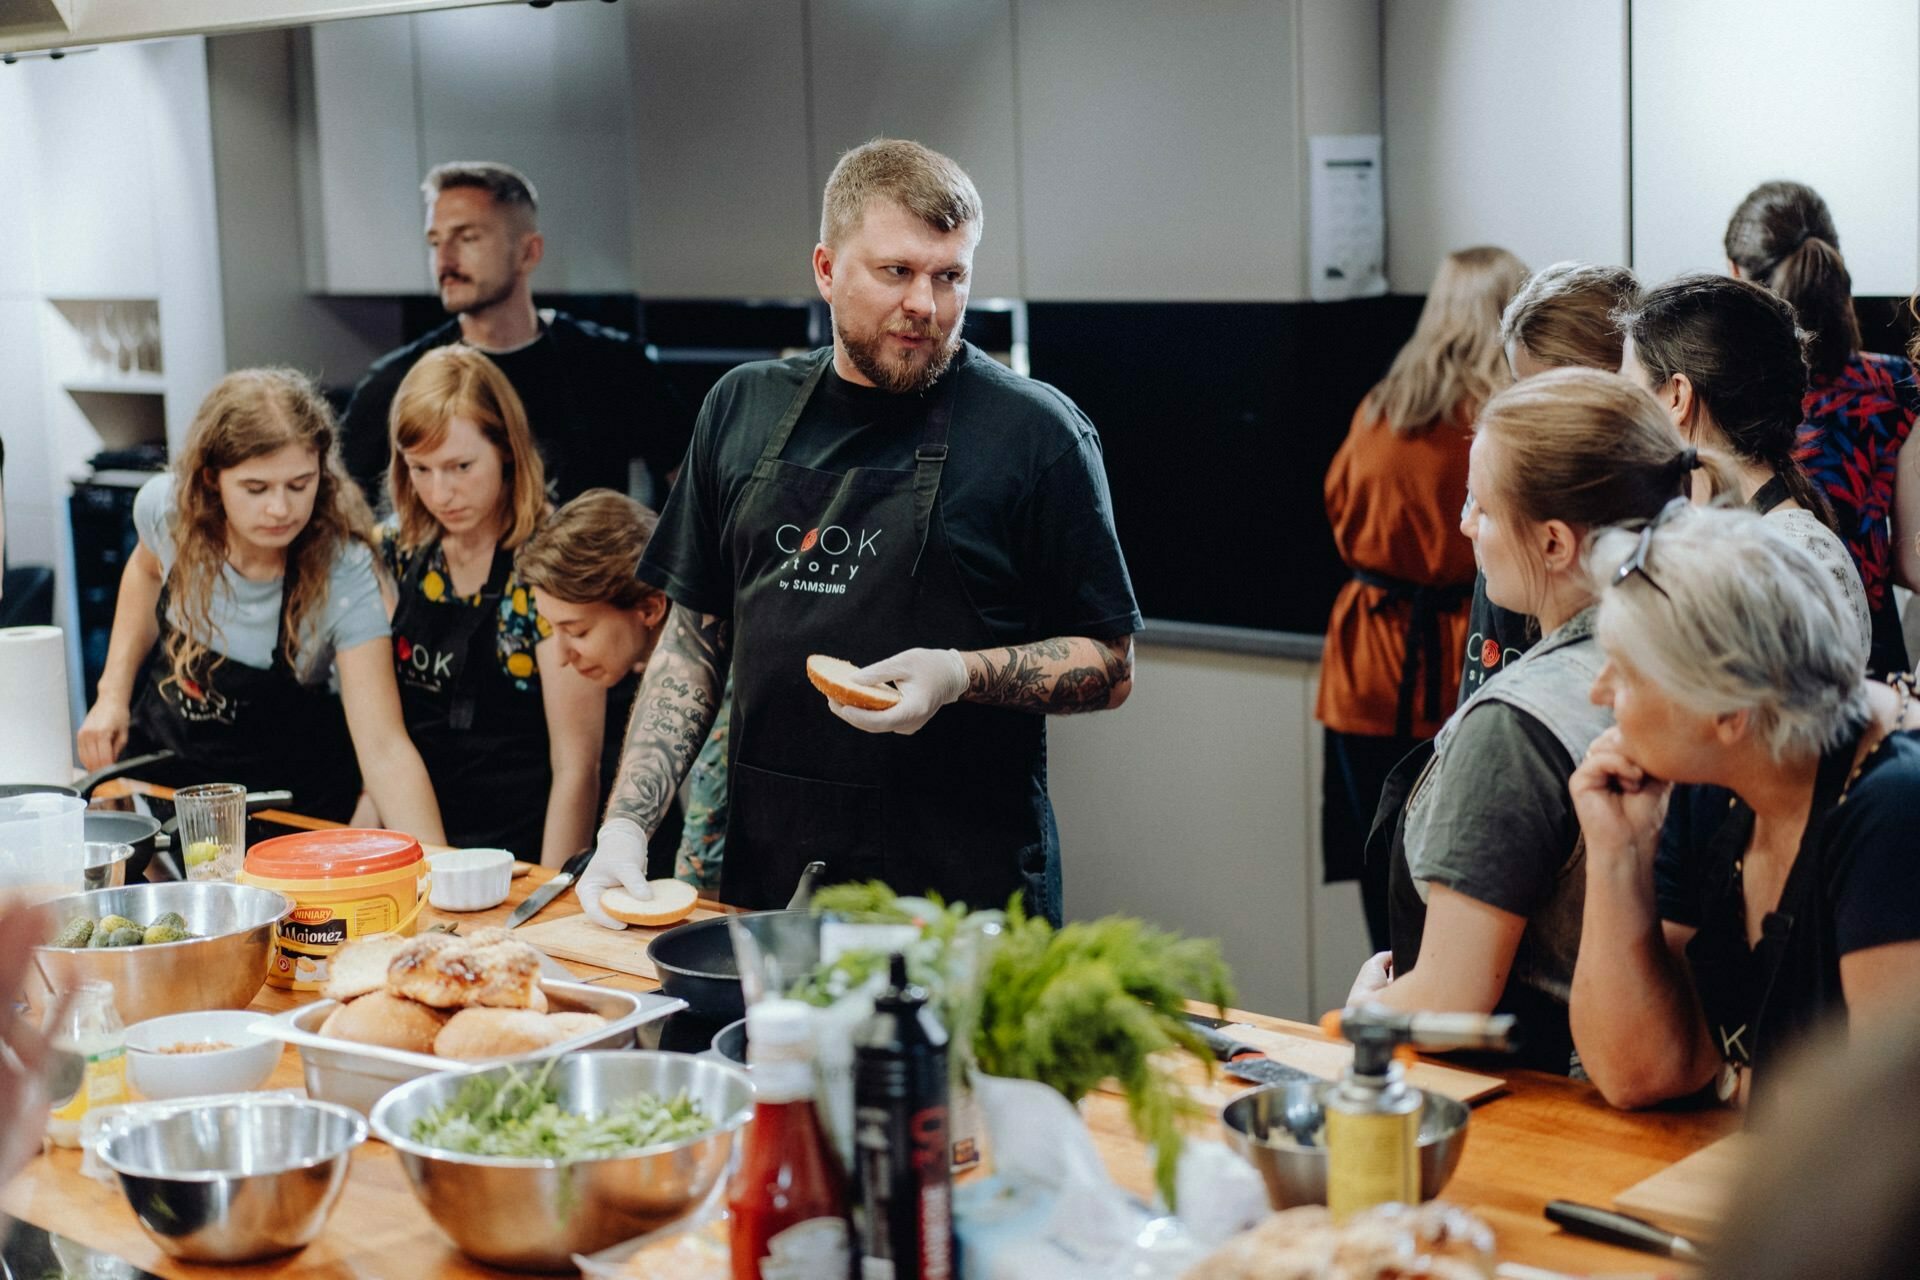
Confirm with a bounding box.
[1184,1017,1327,1088]
[1544,1199,1704,1263]
[505,848,596,929]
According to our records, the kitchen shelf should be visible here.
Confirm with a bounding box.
[63,377,166,396]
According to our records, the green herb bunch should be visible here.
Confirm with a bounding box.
[972,899,1234,1209]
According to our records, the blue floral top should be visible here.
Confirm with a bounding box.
[1798,351,1920,619]
[375,525,552,693]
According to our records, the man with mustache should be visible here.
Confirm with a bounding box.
[337,162,692,510]
[577,139,1142,927]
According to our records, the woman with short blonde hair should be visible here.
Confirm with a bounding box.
[372,345,602,865]
[76,369,444,838]
[1571,503,1920,1108]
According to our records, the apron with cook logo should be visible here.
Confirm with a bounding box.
[391,541,549,857]
[718,346,1058,919]
[128,579,360,820]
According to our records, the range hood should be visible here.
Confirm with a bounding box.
[0,0,524,55]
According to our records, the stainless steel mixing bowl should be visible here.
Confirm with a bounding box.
[1221,1080,1470,1209]
[369,1051,754,1272]
[95,1097,366,1263]
[31,881,293,1023]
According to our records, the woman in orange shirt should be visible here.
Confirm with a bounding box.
[1317,246,1527,949]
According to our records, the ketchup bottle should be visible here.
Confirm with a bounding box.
[729,999,852,1279]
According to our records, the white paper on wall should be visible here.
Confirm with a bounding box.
[1308,134,1387,302]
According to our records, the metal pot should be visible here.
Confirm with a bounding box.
[84,811,162,879]
[641,860,826,1021]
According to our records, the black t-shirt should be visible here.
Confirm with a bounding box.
[638,346,1143,645]
[338,312,694,509]
[1457,572,1534,708]
[1656,731,1920,1080]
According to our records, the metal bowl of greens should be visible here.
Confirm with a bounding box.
[368,1051,753,1272]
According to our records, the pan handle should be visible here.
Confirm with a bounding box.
[71,750,177,799]
[787,860,826,910]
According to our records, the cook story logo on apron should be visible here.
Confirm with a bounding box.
[163,674,239,726]
[394,632,458,693]
[772,521,885,597]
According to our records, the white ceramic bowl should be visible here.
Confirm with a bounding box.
[426,848,515,912]
[126,1010,283,1100]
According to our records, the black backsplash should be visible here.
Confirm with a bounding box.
[1026,298,1422,636]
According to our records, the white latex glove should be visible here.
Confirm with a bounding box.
[828,647,967,736]
[1347,950,1394,1006]
[576,819,652,930]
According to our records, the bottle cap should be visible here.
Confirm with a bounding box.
[746,999,815,1057]
[874,952,927,1012]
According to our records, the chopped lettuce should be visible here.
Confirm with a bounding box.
[410,1059,711,1159]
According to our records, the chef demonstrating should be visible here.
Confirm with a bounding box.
[576,139,1142,929]
[337,162,693,509]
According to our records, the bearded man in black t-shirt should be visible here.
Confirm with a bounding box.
[338,162,692,511]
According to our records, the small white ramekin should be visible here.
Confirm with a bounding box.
[426,847,515,912]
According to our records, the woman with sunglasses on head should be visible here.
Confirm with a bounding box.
[76,370,444,837]
[371,345,605,866]
[1724,181,1920,677]
[1570,504,1920,1110]
[1348,367,1734,1073]
[1616,273,1871,650]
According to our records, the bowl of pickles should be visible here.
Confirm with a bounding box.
[32,882,294,1024]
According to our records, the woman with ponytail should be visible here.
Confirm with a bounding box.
[1570,505,1920,1109]
[1725,181,1920,675]
[1616,274,1872,653]
[1347,367,1727,1073]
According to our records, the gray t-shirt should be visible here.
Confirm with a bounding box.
[1405,698,1585,1003]
[1770,508,1872,653]
[133,473,388,685]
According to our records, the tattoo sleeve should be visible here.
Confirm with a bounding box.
[605,604,731,835]
[960,635,1135,715]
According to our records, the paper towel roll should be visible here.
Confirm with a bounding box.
[0,626,75,784]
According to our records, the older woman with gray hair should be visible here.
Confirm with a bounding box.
[1570,503,1920,1110]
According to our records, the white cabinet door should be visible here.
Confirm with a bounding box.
[412,2,635,294]
[807,0,1022,300]
[1014,0,1302,302]
[296,15,428,295]
[1630,0,1919,295]
[625,0,815,300]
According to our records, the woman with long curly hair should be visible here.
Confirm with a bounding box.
[77,369,444,837]
[370,346,603,865]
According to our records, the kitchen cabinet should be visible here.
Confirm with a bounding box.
[1013,0,1305,302]
[624,0,816,299]
[806,0,1022,300]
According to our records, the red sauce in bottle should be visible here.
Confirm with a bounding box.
[729,999,851,1279]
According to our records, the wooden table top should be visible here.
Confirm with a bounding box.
[3,855,1738,1278]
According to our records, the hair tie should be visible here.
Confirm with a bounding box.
[1680,446,1701,471]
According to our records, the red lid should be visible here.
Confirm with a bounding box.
[244,828,423,879]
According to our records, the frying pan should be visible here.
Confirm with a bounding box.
[0,750,176,879]
[0,749,176,803]
[644,861,825,1020]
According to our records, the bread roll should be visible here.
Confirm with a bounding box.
[323,992,449,1055]
[433,1008,573,1060]
[805,655,901,711]
[389,931,542,1010]
[545,1012,609,1041]
[322,933,416,1002]
[600,880,698,927]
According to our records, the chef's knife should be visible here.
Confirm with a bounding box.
[505,847,596,929]
[1184,1017,1326,1088]
[1544,1200,1704,1263]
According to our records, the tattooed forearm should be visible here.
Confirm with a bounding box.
[606,605,731,833]
[961,635,1134,715]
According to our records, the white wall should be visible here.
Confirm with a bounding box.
[1630,0,1920,293]
[0,71,52,571]
[1383,0,1629,290]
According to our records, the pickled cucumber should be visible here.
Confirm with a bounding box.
[105,926,144,947]
[95,914,137,936]
[51,918,94,948]
[142,924,189,945]
[148,911,189,933]
[88,927,118,948]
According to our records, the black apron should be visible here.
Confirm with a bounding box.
[391,542,550,857]
[127,579,360,821]
[1350,569,1471,738]
[1683,727,1860,1099]
[717,348,1058,919]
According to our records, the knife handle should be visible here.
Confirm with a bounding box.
[1544,1200,1688,1259]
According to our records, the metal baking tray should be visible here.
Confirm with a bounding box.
[252,979,685,1116]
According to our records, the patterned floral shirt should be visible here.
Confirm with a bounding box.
[375,525,552,693]
[1798,351,1920,615]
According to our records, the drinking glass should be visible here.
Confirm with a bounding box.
[172,783,246,881]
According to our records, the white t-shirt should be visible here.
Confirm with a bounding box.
[133,474,389,685]
[1771,507,1873,654]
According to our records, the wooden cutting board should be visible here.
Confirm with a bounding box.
[513,907,725,979]
[1151,1022,1506,1109]
[1612,1131,1748,1242]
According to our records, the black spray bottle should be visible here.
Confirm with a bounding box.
[852,953,952,1280]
